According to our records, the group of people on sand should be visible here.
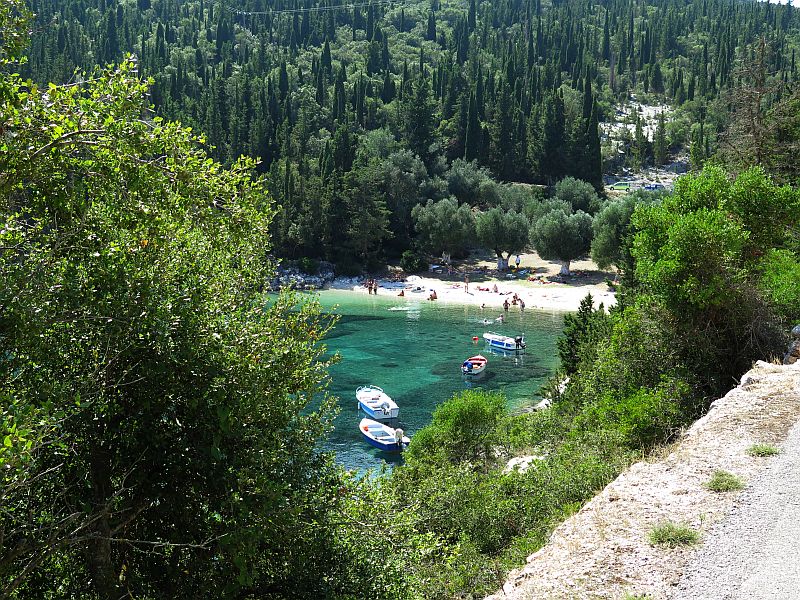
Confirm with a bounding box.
[365,278,379,295]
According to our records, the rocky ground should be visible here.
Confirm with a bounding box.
[487,359,800,600]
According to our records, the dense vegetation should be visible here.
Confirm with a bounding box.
[21,0,800,269]
[3,0,800,598]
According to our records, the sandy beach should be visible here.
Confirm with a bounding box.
[329,252,617,312]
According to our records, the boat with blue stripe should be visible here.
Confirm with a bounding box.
[483,332,526,353]
[356,385,399,420]
[359,418,410,452]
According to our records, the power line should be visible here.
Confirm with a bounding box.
[225,0,405,17]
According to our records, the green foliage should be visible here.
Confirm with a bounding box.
[411,197,476,257]
[591,193,644,272]
[633,205,749,310]
[298,256,320,275]
[705,470,745,492]
[19,0,799,270]
[554,177,601,214]
[648,522,700,547]
[0,57,381,599]
[747,443,780,457]
[475,208,530,268]
[400,249,427,273]
[574,382,686,450]
[558,294,611,375]
[404,390,506,468]
[758,249,800,322]
[530,207,593,275]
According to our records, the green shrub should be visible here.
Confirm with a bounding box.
[297,256,319,275]
[648,521,700,547]
[573,381,687,450]
[758,249,800,323]
[400,249,428,273]
[747,443,780,457]
[704,470,744,492]
[403,390,506,468]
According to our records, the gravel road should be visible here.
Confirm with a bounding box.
[671,419,800,599]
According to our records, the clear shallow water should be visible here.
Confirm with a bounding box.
[313,290,565,471]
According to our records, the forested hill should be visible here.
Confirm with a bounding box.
[23,0,800,265]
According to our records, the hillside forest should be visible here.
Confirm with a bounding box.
[21,0,800,270]
[2,0,800,598]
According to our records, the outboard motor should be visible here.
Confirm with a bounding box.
[515,336,526,350]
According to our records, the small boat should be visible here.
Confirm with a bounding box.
[359,418,410,452]
[483,332,526,353]
[461,354,488,376]
[356,385,399,420]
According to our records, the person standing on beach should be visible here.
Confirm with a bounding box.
[464,274,469,293]
[515,255,521,269]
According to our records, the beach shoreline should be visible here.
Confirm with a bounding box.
[330,255,616,314]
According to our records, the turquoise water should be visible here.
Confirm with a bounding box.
[314,290,565,471]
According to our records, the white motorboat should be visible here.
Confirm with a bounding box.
[356,385,400,420]
[359,418,410,452]
[483,332,526,353]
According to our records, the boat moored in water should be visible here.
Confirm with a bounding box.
[483,332,526,353]
[359,418,410,452]
[461,354,488,376]
[356,385,400,420]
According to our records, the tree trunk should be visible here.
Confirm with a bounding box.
[559,261,571,276]
[87,444,121,599]
[87,518,120,600]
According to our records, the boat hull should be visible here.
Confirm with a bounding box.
[359,418,410,453]
[483,332,526,353]
[461,355,488,376]
[358,401,399,420]
[361,431,406,452]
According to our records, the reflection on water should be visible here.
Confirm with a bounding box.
[314,290,564,471]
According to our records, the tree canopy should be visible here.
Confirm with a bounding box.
[475,208,530,269]
[531,208,594,275]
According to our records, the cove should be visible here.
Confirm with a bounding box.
[316,290,565,471]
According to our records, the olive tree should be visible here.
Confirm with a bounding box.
[412,197,476,259]
[531,208,593,275]
[475,208,530,270]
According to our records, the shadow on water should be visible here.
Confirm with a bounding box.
[314,290,565,472]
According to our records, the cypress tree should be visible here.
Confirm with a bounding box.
[427,12,436,41]
[585,101,602,191]
[464,91,481,161]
